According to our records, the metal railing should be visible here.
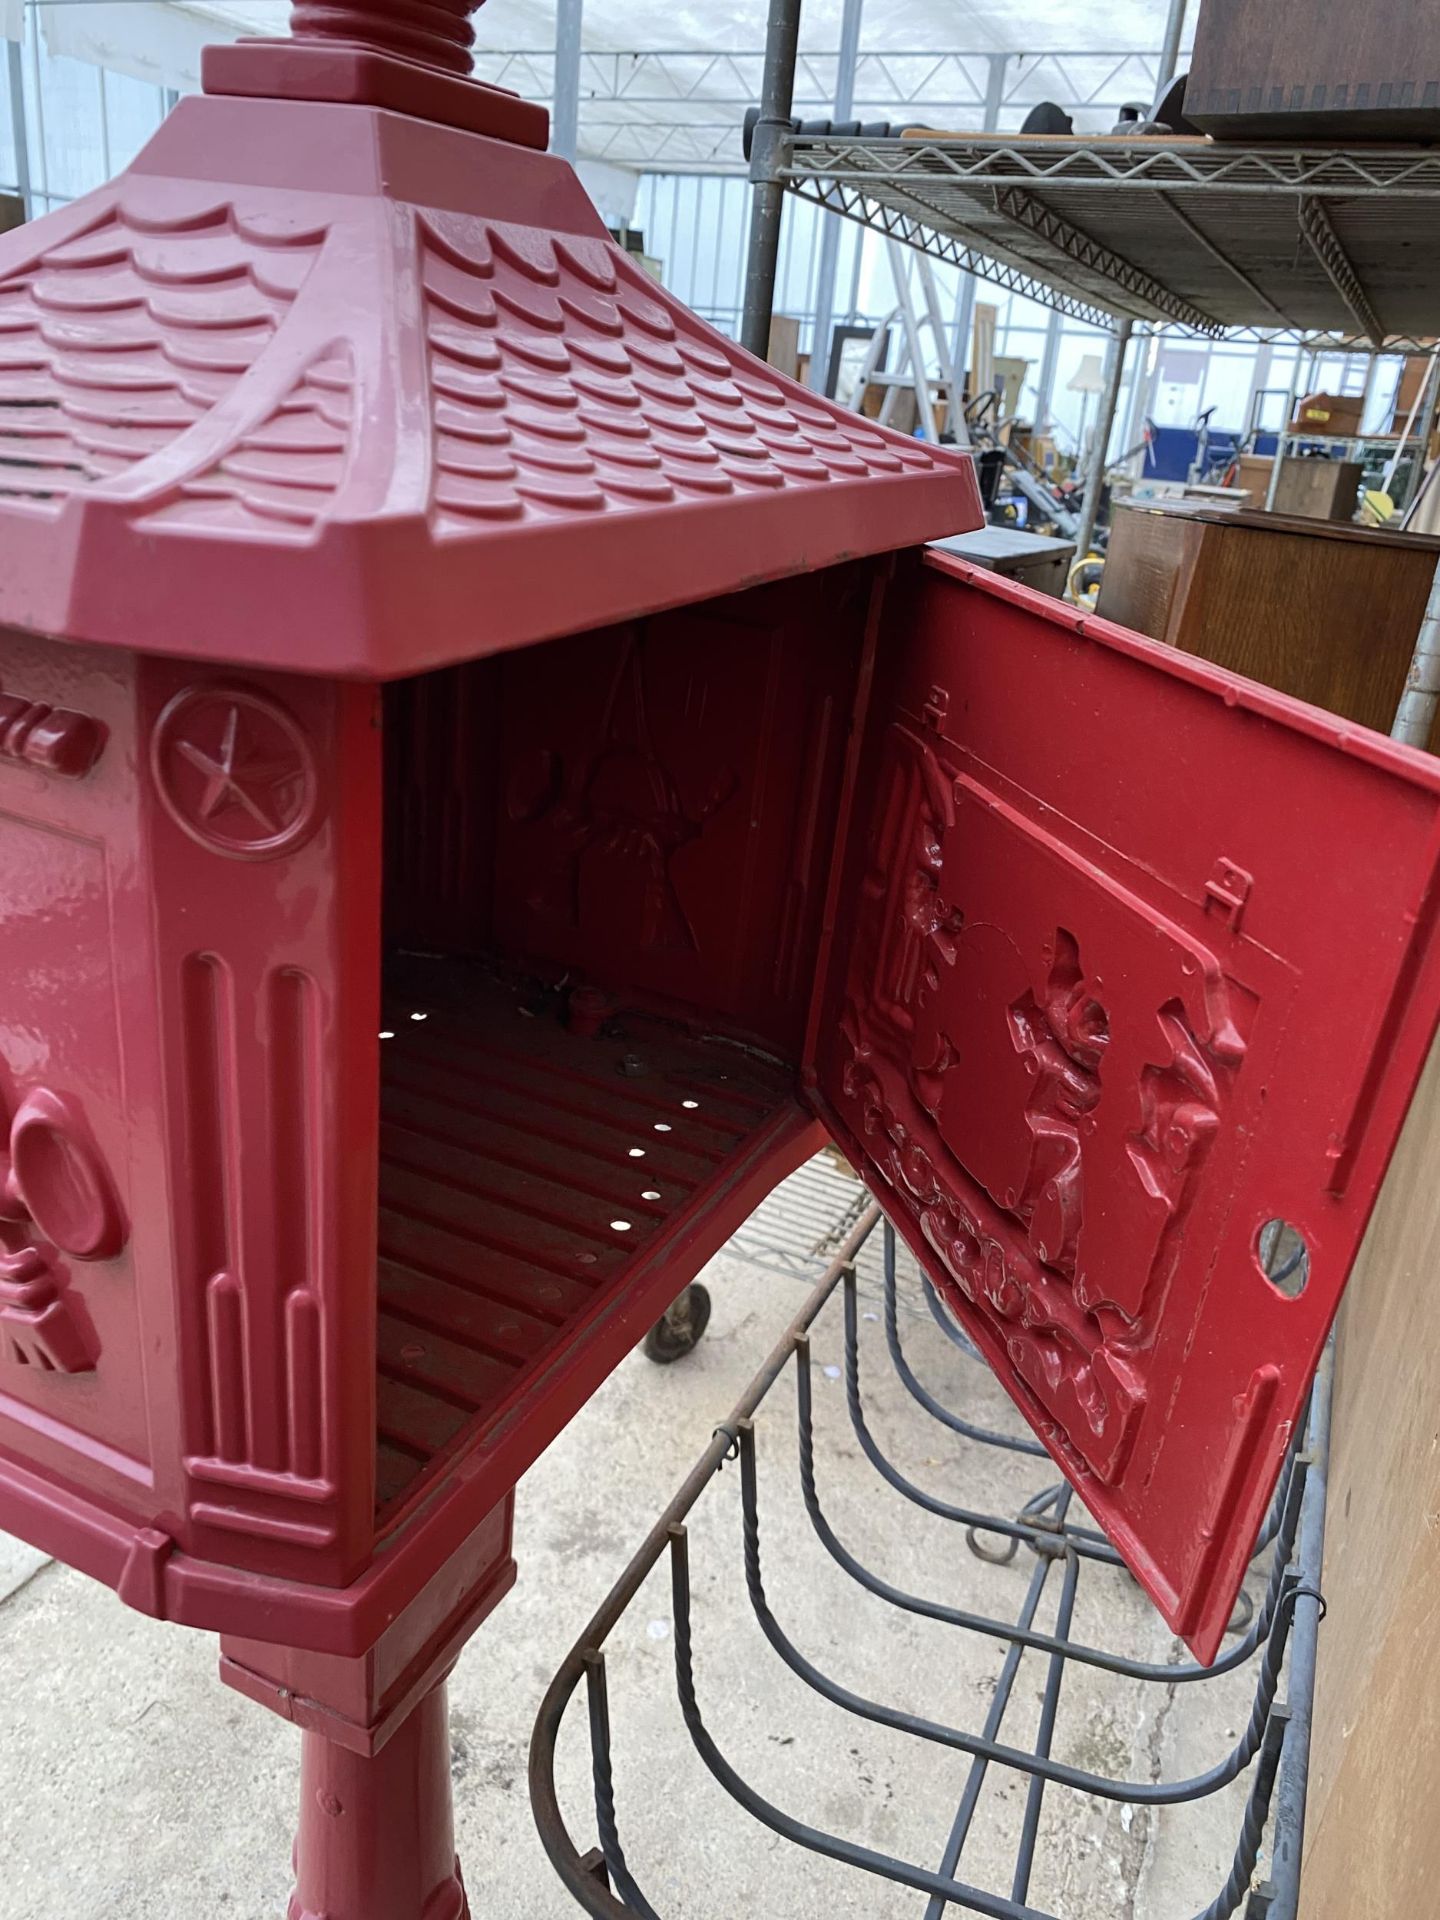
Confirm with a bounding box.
[531,1211,1326,1919]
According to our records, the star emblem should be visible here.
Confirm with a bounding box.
[152,684,321,860]
[176,705,297,835]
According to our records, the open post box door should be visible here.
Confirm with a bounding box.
[811,550,1440,1664]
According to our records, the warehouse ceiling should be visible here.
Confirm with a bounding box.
[182,0,1184,54]
[40,0,1193,167]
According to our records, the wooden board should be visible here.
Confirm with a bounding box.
[899,129,1213,146]
[1096,503,1440,751]
[1302,1031,1440,1916]
[766,314,801,381]
[1093,493,1440,1902]
[1094,487,1440,1907]
[970,302,997,405]
[1187,0,1440,142]
[1391,353,1432,433]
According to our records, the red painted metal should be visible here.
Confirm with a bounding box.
[203,7,551,148]
[0,39,974,676]
[812,552,1440,1663]
[2,0,1440,1906]
[219,1494,517,1758]
[285,1679,471,1920]
[0,0,963,1669]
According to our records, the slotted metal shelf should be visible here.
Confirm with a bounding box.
[373,956,797,1517]
[530,1209,1326,1919]
[780,131,1440,350]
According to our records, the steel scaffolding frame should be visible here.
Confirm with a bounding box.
[778,132,1440,354]
[782,177,1118,332]
[739,0,1440,729]
[470,46,1174,171]
[785,136,1440,197]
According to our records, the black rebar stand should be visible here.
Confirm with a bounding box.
[530,1208,1328,1919]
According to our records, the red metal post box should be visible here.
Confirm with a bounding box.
[1,6,1439,1914]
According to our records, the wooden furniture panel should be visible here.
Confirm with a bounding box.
[1234,456,1363,523]
[1302,1033,1440,1917]
[1391,354,1432,433]
[1187,0,1440,141]
[1098,503,1440,751]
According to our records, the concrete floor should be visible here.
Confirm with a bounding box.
[0,1161,1273,1920]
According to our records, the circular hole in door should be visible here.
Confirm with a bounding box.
[1255,1218,1309,1298]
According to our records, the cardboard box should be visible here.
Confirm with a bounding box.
[1011,427,1062,474]
[1292,391,1364,439]
[1236,453,1273,504]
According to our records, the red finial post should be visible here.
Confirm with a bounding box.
[203,0,549,148]
[287,1,481,77]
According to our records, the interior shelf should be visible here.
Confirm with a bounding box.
[373,959,796,1515]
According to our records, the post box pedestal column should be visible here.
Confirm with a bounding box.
[289,1679,469,1920]
[218,1497,516,1918]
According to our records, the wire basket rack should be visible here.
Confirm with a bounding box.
[529,1204,1329,1919]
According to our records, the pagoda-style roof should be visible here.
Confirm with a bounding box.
[0,41,979,678]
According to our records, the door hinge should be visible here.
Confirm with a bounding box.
[1204,858,1253,933]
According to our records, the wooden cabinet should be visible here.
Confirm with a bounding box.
[1187,0,1440,141]
[1098,502,1440,751]
[1234,455,1363,522]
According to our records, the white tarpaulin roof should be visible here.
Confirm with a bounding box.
[39,1,1193,164]
[41,4,216,82]
[74,2,1189,56]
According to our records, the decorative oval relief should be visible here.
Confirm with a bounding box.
[10,1088,125,1261]
[0,1085,126,1374]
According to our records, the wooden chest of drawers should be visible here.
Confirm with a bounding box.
[1098,501,1440,749]
[1186,0,1440,141]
